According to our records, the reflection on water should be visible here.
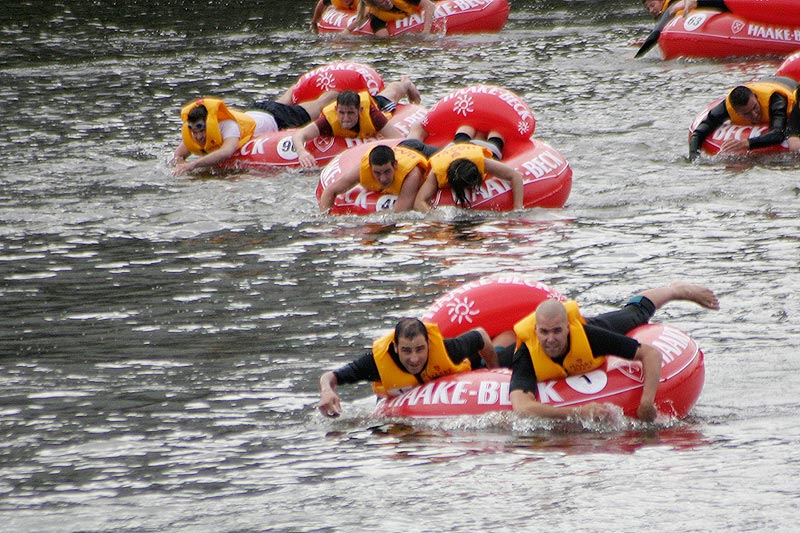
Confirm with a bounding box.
[2,0,800,531]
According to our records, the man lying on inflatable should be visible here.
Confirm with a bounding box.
[318,318,504,417]
[508,283,719,422]
[292,76,421,168]
[689,77,796,160]
[172,93,336,176]
[319,142,434,213]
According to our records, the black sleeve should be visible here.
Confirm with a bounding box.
[748,92,789,150]
[697,0,729,10]
[583,325,641,360]
[689,100,730,158]
[787,100,800,137]
[444,330,485,368]
[332,350,381,385]
[509,343,537,393]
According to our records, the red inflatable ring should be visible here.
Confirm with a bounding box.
[419,85,536,151]
[290,62,384,104]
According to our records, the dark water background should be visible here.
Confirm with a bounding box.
[2,1,799,531]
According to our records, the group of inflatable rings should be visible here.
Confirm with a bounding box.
[222,62,573,214]
[373,275,706,420]
[316,84,573,215]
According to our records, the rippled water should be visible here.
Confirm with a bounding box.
[2,1,799,531]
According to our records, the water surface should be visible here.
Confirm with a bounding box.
[1,1,799,531]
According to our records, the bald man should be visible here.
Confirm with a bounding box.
[509,282,719,422]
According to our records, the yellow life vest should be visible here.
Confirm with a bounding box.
[660,0,675,14]
[371,323,472,397]
[358,145,430,195]
[332,0,355,10]
[368,0,420,21]
[513,301,604,382]
[180,97,256,156]
[725,79,796,125]
[321,91,388,139]
[429,143,491,189]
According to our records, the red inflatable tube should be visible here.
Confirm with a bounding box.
[776,50,800,82]
[725,0,800,27]
[289,62,384,104]
[419,85,537,153]
[659,10,800,59]
[688,96,790,156]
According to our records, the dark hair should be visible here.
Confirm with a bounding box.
[447,158,482,207]
[188,104,208,123]
[369,144,396,167]
[336,90,361,109]
[729,86,754,108]
[394,318,428,343]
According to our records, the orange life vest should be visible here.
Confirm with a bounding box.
[368,0,420,21]
[725,79,796,125]
[513,301,605,382]
[332,0,356,10]
[358,145,430,195]
[321,91,389,139]
[180,97,256,156]
[371,323,472,397]
[429,143,491,189]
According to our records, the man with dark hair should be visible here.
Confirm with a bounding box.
[319,141,434,213]
[291,75,422,168]
[317,318,502,417]
[171,91,338,175]
[689,78,797,160]
[643,0,676,17]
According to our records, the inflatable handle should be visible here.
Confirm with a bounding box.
[291,62,385,104]
[776,51,800,83]
[420,85,536,148]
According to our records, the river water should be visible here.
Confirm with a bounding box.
[2,1,799,531]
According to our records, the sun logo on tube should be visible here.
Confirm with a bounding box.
[316,72,336,91]
[446,297,480,324]
[517,120,532,136]
[453,94,475,117]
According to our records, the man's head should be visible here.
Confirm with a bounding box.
[729,86,761,124]
[643,0,663,17]
[534,300,569,359]
[187,105,208,145]
[335,90,362,130]
[368,145,398,187]
[392,318,429,375]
